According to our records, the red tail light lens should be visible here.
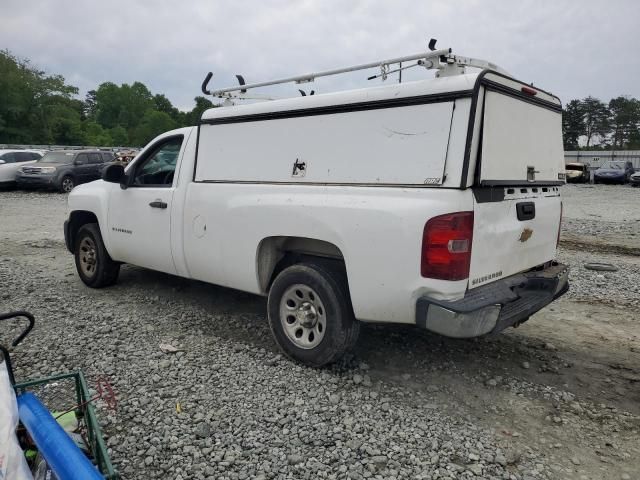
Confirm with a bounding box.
[421,212,474,280]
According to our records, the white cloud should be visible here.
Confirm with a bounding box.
[2,0,638,110]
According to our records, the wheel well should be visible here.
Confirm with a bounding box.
[256,236,346,293]
[68,211,99,250]
[60,171,75,181]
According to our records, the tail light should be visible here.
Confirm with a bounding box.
[421,212,474,280]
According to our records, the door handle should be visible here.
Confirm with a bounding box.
[516,202,535,221]
[149,200,167,209]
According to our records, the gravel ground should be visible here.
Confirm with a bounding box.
[561,183,640,251]
[1,185,639,480]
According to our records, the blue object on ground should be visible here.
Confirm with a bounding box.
[17,392,103,480]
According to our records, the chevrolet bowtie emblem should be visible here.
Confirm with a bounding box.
[519,228,533,242]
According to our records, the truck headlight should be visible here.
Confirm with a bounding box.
[39,167,56,173]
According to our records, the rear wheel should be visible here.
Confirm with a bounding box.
[267,262,359,367]
[60,175,75,193]
[74,223,120,288]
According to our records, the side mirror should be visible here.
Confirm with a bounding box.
[102,163,125,185]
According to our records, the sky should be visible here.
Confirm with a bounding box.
[2,0,639,111]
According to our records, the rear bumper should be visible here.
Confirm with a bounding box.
[416,262,569,338]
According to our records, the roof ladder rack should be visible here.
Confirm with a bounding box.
[201,39,510,100]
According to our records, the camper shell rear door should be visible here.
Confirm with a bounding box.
[467,72,564,289]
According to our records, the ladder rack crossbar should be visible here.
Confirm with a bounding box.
[208,48,451,96]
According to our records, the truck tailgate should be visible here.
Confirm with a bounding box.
[469,187,561,289]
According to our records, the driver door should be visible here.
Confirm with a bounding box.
[106,135,184,274]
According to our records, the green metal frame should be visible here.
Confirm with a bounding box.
[14,371,118,480]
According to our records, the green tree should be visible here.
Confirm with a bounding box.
[153,94,178,118]
[47,102,85,144]
[581,96,610,148]
[185,96,214,125]
[94,82,123,130]
[130,110,177,146]
[109,125,129,146]
[608,96,640,149]
[83,121,113,146]
[0,49,78,143]
[84,89,98,120]
[120,82,154,130]
[628,129,640,149]
[562,100,583,150]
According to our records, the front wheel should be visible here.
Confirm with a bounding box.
[74,223,120,288]
[267,262,360,367]
[60,175,75,193]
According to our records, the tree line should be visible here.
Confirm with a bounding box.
[0,50,216,147]
[562,96,640,150]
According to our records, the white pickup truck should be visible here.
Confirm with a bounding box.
[64,48,569,366]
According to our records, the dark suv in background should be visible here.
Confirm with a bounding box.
[593,160,635,184]
[16,150,115,192]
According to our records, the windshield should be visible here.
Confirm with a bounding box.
[38,152,75,164]
[601,161,624,170]
[566,165,585,171]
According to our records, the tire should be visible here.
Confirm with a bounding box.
[74,223,120,288]
[267,262,360,367]
[60,175,75,193]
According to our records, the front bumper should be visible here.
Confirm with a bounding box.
[16,173,57,188]
[416,262,569,338]
[566,175,587,183]
[63,219,72,253]
[594,174,625,183]
[630,176,640,186]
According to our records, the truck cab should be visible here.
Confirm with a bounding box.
[64,48,568,366]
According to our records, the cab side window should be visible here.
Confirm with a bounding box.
[88,153,103,164]
[75,153,89,165]
[132,137,183,187]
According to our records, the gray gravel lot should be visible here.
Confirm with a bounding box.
[0,185,638,480]
[561,183,640,250]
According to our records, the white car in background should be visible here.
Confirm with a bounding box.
[0,150,45,186]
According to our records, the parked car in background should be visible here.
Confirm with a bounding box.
[0,149,45,187]
[630,170,640,187]
[593,160,634,184]
[564,162,590,183]
[16,150,115,193]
